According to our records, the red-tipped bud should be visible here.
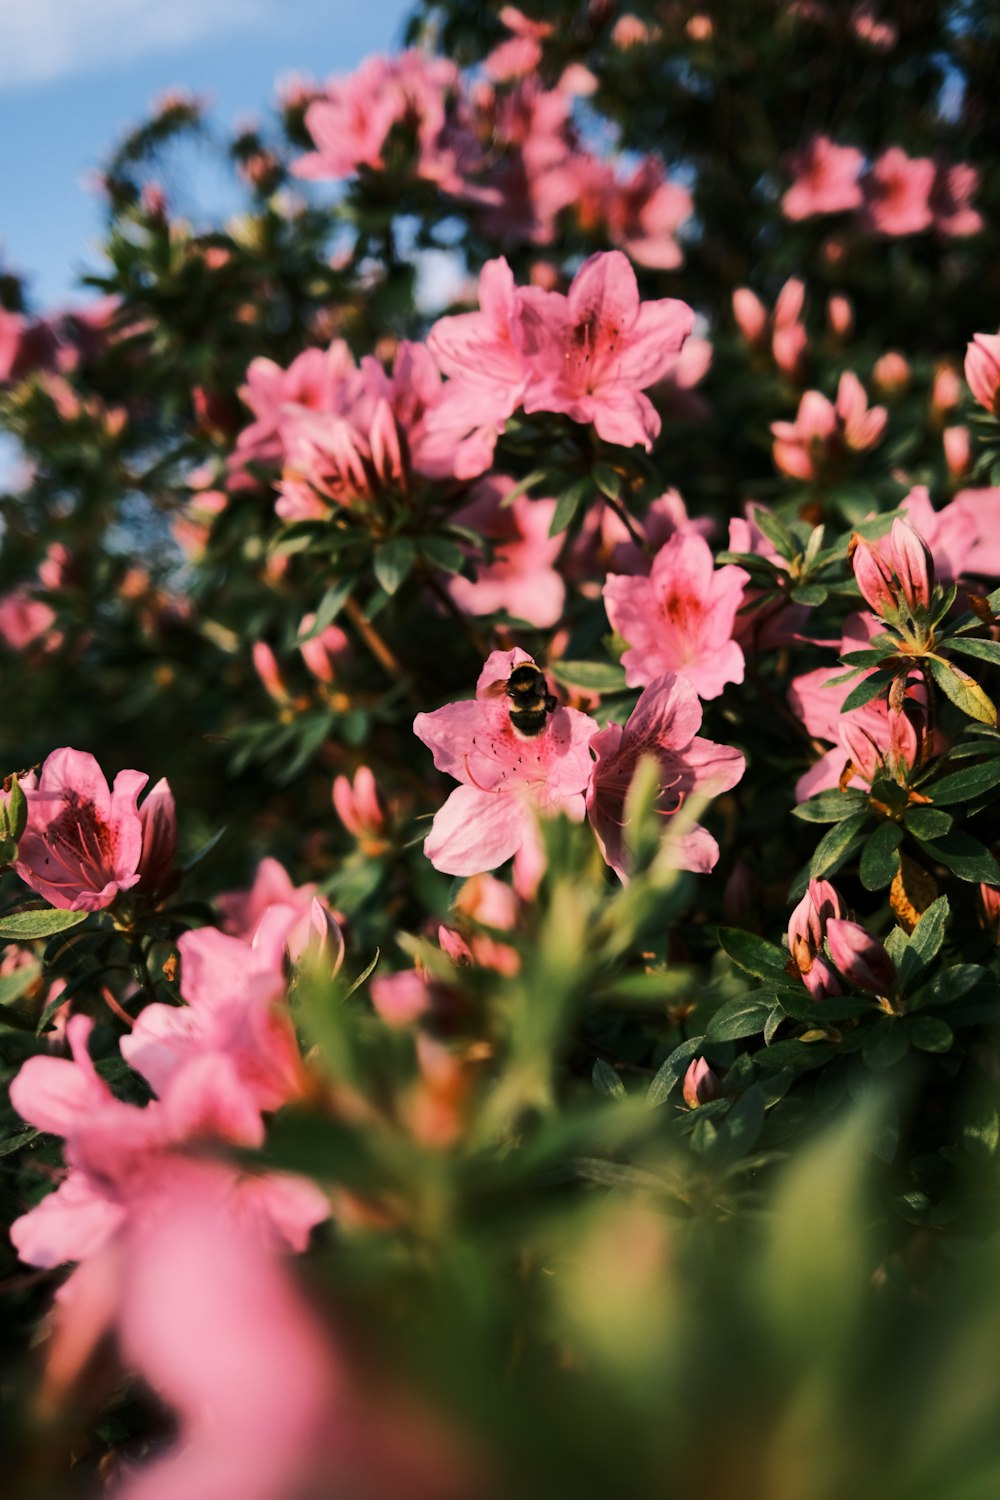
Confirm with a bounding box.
[980,883,1000,941]
[966,333,1000,416]
[850,534,898,618]
[825,918,896,995]
[888,517,934,614]
[682,1057,719,1109]
[332,767,385,844]
[788,879,844,998]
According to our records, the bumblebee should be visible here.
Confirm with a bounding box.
[504,663,557,739]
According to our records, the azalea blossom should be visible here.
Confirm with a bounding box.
[966,333,1000,417]
[516,250,695,449]
[787,879,844,998]
[413,648,598,877]
[782,135,864,220]
[603,532,749,699]
[445,475,566,628]
[14,747,149,912]
[771,371,887,480]
[862,148,935,236]
[586,674,746,881]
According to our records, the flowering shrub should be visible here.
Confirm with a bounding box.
[3,3,1000,1496]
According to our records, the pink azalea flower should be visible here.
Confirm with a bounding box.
[332,766,387,847]
[603,532,749,699]
[135,777,178,897]
[586,673,746,882]
[862,147,935,236]
[413,648,599,877]
[682,1057,719,1108]
[825,918,896,995]
[14,747,148,912]
[901,484,1000,585]
[446,475,566,628]
[235,341,359,464]
[727,503,810,649]
[787,878,844,998]
[298,614,351,684]
[0,591,56,651]
[292,51,461,187]
[771,371,886,480]
[782,135,864,220]
[966,333,1000,417]
[930,160,982,237]
[217,855,344,968]
[516,250,695,450]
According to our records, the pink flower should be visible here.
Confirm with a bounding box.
[484,6,552,80]
[586,674,745,881]
[682,1057,719,1109]
[135,777,178,897]
[825,918,896,995]
[217,856,343,967]
[298,614,351,684]
[782,135,864,220]
[727,503,810,649]
[445,475,565,628]
[14,748,148,912]
[966,333,1000,417]
[931,161,982,238]
[0,591,56,651]
[292,51,462,188]
[862,148,935,236]
[788,879,844,997]
[413,649,598,877]
[732,288,768,346]
[771,371,887,480]
[850,516,935,620]
[603,532,749,699]
[771,277,808,379]
[333,766,386,846]
[516,251,695,449]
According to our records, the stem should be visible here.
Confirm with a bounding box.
[602,493,648,554]
[344,595,419,704]
[423,569,490,660]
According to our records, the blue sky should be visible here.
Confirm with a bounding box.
[0,0,411,310]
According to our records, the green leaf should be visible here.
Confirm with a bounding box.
[928,655,998,726]
[924,758,1000,805]
[344,947,380,999]
[901,807,953,840]
[921,830,1000,884]
[0,1126,38,1158]
[548,659,629,693]
[706,996,774,1042]
[751,507,797,559]
[0,960,40,1008]
[373,537,415,596]
[906,1015,954,1053]
[592,1058,627,1100]
[945,636,1000,666]
[0,908,91,940]
[962,1091,1000,1162]
[863,1020,909,1070]
[789,583,828,607]
[645,1036,706,1108]
[792,790,868,824]
[548,478,592,537]
[592,462,622,502]
[6,774,27,841]
[297,578,353,642]
[809,810,871,879]
[840,672,895,713]
[419,536,465,575]
[717,928,789,981]
[704,1084,766,1167]
[859,821,902,890]
[497,467,549,507]
[909,963,989,1011]
[899,896,949,990]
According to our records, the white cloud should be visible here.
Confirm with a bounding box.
[0,0,273,90]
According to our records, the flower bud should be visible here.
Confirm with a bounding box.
[682,1057,719,1109]
[966,333,1000,416]
[943,424,971,476]
[825,918,896,995]
[849,534,898,617]
[787,879,844,997]
[136,777,178,896]
[873,351,910,394]
[827,294,854,339]
[979,883,1000,941]
[252,640,289,704]
[298,615,350,685]
[732,288,768,346]
[332,767,385,843]
[931,364,961,416]
[888,517,934,614]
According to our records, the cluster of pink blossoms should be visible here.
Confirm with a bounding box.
[781,134,982,238]
[414,648,745,884]
[290,27,693,266]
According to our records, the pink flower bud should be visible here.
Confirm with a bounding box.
[980,883,1000,940]
[787,879,844,997]
[295,896,345,975]
[370,969,432,1028]
[732,288,768,345]
[943,424,971,477]
[966,333,1000,416]
[827,294,854,339]
[298,615,350,685]
[332,767,385,842]
[873,351,910,394]
[682,1057,719,1109]
[825,918,896,995]
[931,364,961,415]
[136,777,178,896]
[888,517,934,614]
[252,641,289,704]
[850,534,898,617]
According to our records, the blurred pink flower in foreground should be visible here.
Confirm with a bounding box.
[603,532,749,699]
[14,748,148,911]
[218,856,344,969]
[587,674,745,881]
[966,333,1000,417]
[862,148,935,235]
[414,648,598,877]
[782,135,864,220]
